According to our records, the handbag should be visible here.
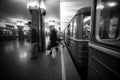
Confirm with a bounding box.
[47,41,52,50]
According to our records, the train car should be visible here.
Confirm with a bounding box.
[88,0,120,80]
[64,6,91,80]
[63,27,67,42]
[0,22,18,42]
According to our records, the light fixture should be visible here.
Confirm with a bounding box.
[97,4,104,9]
[107,2,117,7]
[49,20,56,26]
[16,21,24,26]
[23,26,30,31]
[27,0,46,15]
[27,0,39,9]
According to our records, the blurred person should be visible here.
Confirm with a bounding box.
[47,26,58,54]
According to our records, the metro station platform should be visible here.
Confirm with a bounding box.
[0,37,81,80]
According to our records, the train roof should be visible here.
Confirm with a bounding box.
[76,6,91,15]
[64,6,91,30]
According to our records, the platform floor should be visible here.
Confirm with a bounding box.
[0,37,81,80]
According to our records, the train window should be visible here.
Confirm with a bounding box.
[95,0,120,47]
[96,0,120,40]
[83,16,91,38]
[65,28,67,36]
[67,24,70,36]
[70,22,73,36]
[73,19,77,38]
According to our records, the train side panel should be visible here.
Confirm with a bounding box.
[68,38,89,80]
[88,42,120,80]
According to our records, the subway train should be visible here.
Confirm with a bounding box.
[64,0,120,80]
[0,22,18,42]
[64,6,91,80]
[88,0,120,80]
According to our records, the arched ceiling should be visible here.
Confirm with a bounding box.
[0,0,30,23]
[0,0,91,29]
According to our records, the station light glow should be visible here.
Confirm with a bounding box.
[27,0,46,10]
[40,0,47,10]
[107,2,117,7]
[97,4,104,9]
[27,0,39,9]
[16,21,25,26]
[23,26,30,31]
[49,20,56,26]
[20,52,27,59]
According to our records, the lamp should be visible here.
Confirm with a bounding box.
[27,0,39,9]
[16,21,24,26]
[40,0,47,16]
[27,0,46,15]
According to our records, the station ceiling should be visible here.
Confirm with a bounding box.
[0,0,30,23]
[0,0,91,30]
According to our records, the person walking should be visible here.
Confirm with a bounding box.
[48,26,58,54]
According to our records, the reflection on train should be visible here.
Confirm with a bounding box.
[0,22,18,42]
[64,6,91,80]
[88,0,120,80]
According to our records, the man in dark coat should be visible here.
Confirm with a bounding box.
[50,28,57,45]
[48,27,58,54]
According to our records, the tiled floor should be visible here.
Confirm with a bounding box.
[0,38,81,80]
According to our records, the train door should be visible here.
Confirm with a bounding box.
[78,12,91,80]
[88,0,120,80]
